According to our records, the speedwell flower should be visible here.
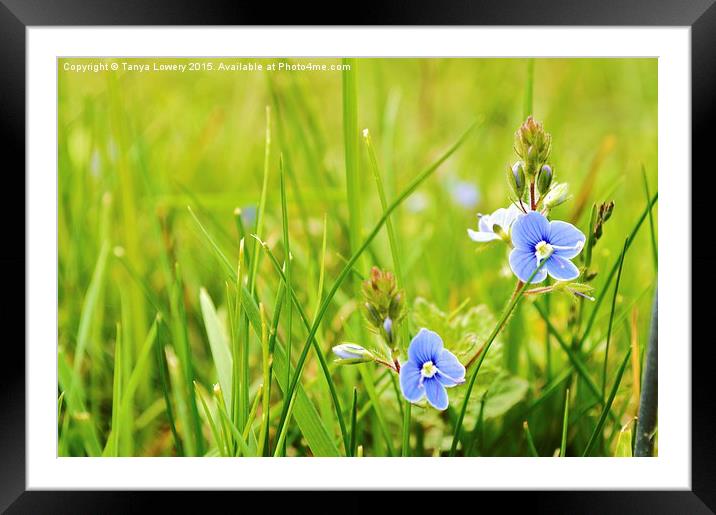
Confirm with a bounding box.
[399,328,466,410]
[467,204,523,243]
[332,343,375,364]
[449,180,480,209]
[509,211,585,283]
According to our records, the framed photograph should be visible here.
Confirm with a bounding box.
[4,0,713,511]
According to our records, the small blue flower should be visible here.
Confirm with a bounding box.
[383,317,393,342]
[240,205,257,227]
[467,204,523,243]
[450,180,480,209]
[399,328,466,410]
[332,343,374,364]
[509,211,585,284]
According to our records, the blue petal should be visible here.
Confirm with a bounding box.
[545,254,580,281]
[408,328,443,364]
[509,247,547,284]
[467,228,500,243]
[511,211,550,250]
[435,349,466,387]
[423,377,449,410]
[399,361,424,402]
[549,220,585,259]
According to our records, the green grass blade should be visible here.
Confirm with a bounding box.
[279,156,293,457]
[523,58,535,118]
[357,364,395,456]
[363,127,406,292]
[533,302,618,424]
[641,165,658,268]
[343,58,363,275]
[195,382,227,456]
[401,402,411,457]
[102,316,160,454]
[258,303,271,456]
[582,347,632,457]
[118,317,159,424]
[215,389,253,457]
[249,105,272,293]
[527,367,571,413]
[349,387,358,457]
[199,288,233,411]
[560,388,570,457]
[602,239,628,397]
[57,391,65,422]
[155,334,183,456]
[232,239,249,432]
[170,263,204,455]
[523,421,539,457]
[262,284,285,455]
[57,349,102,456]
[244,384,263,441]
[67,241,110,419]
[103,323,123,457]
[187,205,235,277]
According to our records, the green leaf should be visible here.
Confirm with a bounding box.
[412,298,503,374]
[480,373,529,420]
[199,288,233,411]
[615,426,633,457]
[412,299,525,423]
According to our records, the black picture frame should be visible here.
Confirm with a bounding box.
[2,1,712,512]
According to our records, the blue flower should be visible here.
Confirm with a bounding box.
[383,316,393,343]
[332,343,374,364]
[509,211,585,284]
[467,204,523,243]
[399,328,466,410]
[240,205,257,227]
[450,180,480,209]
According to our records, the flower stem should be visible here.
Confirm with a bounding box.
[449,265,545,456]
[530,181,537,210]
[401,401,411,457]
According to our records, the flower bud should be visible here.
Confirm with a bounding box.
[388,292,406,323]
[332,343,375,364]
[514,116,552,176]
[361,267,406,337]
[363,302,382,327]
[506,162,526,198]
[542,182,570,209]
[600,201,615,222]
[593,223,603,241]
[383,317,393,344]
[536,164,553,195]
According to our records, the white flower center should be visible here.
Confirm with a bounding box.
[535,240,554,261]
[421,361,437,378]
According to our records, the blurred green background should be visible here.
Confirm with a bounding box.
[58,58,657,457]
